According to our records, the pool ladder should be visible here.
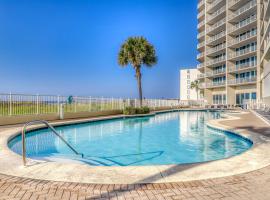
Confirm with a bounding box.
[22,120,84,166]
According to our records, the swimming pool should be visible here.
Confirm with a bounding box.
[8,111,252,166]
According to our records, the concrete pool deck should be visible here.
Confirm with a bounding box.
[0,110,270,186]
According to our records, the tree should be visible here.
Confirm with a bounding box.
[190,80,200,100]
[118,36,157,107]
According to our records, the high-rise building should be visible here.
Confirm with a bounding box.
[180,68,199,100]
[197,0,263,105]
[261,0,270,105]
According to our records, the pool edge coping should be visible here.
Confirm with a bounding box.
[1,109,270,184]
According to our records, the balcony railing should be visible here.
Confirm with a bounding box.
[197,73,205,79]
[197,41,205,49]
[206,56,226,66]
[197,10,205,19]
[197,20,205,29]
[228,77,257,85]
[228,0,242,9]
[207,18,226,34]
[208,0,223,12]
[197,32,205,39]
[197,63,205,69]
[197,52,205,60]
[204,81,226,88]
[207,6,226,22]
[207,31,226,44]
[206,43,226,55]
[228,0,256,21]
[229,15,257,33]
[228,63,257,72]
[229,47,257,59]
[228,30,257,46]
[198,0,204,9]
[206,69,226,77]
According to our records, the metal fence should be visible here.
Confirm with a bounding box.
[245,99,270,110]
[0,93,205,116]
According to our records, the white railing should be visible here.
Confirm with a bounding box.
[207,6,226,22]
[245,99,270,110]
[229,15,257,33]
[228,63,257,72]
[208,0,223,12]
[228,29,257,46]
[0,93,204,116]
[207,31,226,44]
[207,18,226,34]
[206,56,226,66]
[197,52,204,59]
[197,20,205,29]
[227,77,257,85]
[228,0,256,21]
[198,0,204,9]
[197,32,205,39]
[229,47,257,59]
[197,41,205,49]
[206,43,226,55]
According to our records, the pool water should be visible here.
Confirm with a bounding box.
[9,111,252,166]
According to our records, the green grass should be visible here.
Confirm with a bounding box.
[0,102,125,116]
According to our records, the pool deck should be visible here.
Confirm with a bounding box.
[0,110,270,199]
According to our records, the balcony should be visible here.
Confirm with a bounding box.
[197,52,205,61]
[228,64,257,73]
[228,31,257,47]
[198,0,204,10]
[227,76,257,86]
[197,63,205,69]
[228,0,257,22]
[208,0,225,14]
[205,68,226,77]
[197,10,205,20]
[206,43,226,56]
[197,20,205,30]
[228,47,257,60]
[207,18,226,35]
[207,31,226,46]
[197,73,205,79]
[197,32,205,40]
[207,6,226,24]
[228,0,249,10]
[204,81,226,89]
[197,41,205,50]
[228,15,257,35]
[205,56,226,67]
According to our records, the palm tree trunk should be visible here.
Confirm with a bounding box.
[136,67,143,107]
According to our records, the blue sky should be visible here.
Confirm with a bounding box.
[0,0,198,98]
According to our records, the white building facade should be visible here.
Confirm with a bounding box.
[180,68,199,101]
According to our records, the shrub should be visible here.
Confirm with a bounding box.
[136,106,150,114]
[123,107,137,115]
[123,106,150,115]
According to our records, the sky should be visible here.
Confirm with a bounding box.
[0,0,198,98]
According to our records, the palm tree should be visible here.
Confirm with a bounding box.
[190,80,200,100]
[118,37,157,107]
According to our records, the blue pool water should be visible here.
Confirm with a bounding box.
[8,111,252,166]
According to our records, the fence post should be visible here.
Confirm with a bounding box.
[89,96,91,112]
[57,95,60,115]
[9,92,12,116]
[74,96,77,112]
[36,94,39,115]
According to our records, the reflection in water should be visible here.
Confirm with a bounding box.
[9,111,252,166]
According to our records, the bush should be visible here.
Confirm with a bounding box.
[123,106,150,115]
[123,107,137,115]
[136,106,150,114]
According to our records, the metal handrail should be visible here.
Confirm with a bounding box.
[22,120,84,166]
